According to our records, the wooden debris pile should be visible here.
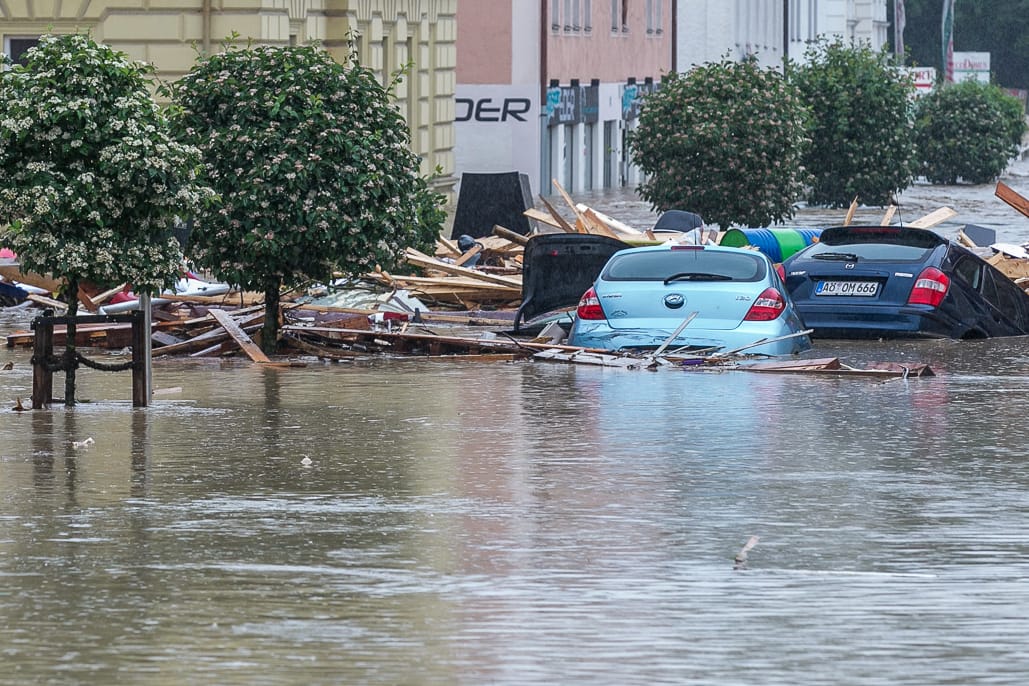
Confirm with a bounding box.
[360,178,660,311]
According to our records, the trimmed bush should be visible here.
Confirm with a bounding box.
[628,58,811,229]
[914,80,1025,185]
[791,38,916,208]
[166,41,446,352]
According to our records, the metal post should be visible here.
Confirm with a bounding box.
[130,296,152,407]
[30,310,54,410]
[142,292,152,402]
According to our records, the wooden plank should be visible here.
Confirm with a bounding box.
[581,207,626,239]
[26,293,67,311]
[533,348,641,367]
[0,260,61,293]
[89,283,129,307]
[907,207,958,229]
[577,205,643,235]
[523,207,563,229]
[436,237,462,257]
[209,308,271,363]
[986,254,1029,280]
[404,248,523,289]
[996,181,1029,219]
[152,311,265,356]
[287,303,515,327]
[76,286,100,313]
[492,225,530,245]
[454,244,483,267]
[151,331,184,347]
[843,197,858,225]
[743,357,844,372]
[159,292,239,304]
[538,195,577,233]
[369,274,518,290]
[552,178,604,235]
[880,205,898,225]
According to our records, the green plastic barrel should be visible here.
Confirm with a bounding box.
[720,228,823,262]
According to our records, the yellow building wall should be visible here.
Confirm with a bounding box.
[0,0,456,189]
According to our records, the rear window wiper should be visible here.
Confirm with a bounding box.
[663,272,734,285]
[811,252,860,261]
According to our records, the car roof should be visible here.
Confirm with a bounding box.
[815,225,951,249]
[618,242,772,260]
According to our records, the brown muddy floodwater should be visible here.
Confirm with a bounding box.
[3,164,1029,685]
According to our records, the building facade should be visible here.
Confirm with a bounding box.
[0,0,458,190]
[676,0,889,72]
[455,0,673,198]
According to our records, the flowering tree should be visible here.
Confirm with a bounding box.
[166,42,446,353]
[0,33,212,404]
[628,59,811,228]
[791,38,916,208]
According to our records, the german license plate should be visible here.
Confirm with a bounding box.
[815,280,879,296]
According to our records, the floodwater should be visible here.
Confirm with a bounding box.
[3,163,1029,685]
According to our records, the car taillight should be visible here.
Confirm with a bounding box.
[744,287,786,321]
[576,287,606,320]
[775,264,786,281]
[908,267,949,307]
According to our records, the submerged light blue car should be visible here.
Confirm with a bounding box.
[567,243,811,356]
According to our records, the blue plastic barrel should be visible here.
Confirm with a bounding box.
[719,228,783,262]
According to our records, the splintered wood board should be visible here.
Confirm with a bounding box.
[209,308,271,363]
[907,207,958,229]
[996,181,1029,219]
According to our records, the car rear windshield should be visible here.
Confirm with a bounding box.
[602,249,766,282]
[808,230,938,262]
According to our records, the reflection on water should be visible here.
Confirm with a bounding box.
[4,302,1029,684]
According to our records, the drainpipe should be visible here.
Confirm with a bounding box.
[782,0,789,67]
[540,0,548,105]
[670,0,676,72]
[203,0,211,55]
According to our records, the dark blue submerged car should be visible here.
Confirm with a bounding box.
[782,225,1029,339]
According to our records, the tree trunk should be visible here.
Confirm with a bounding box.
[261,276,282,356]
[64,276,78,407]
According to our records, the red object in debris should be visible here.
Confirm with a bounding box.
[382,312,409,322]
[108,286,136,305]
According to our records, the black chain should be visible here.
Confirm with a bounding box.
[28,354,65,372]
[75,352,137,372]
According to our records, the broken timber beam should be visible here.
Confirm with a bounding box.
[404,248,523,289]
[996,181,1029,219]
[538,195,577,233]
[493,225,530,246]
[523,207,563,230]
[907,207,958,229]
[209,307,271,363]
[843,197,859,226]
